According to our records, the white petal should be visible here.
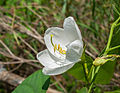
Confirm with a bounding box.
[66,40,83,62]
[37,49,60,68]
[63,16,83,43]
[44,27,68,59]
[42,62,75,75]
[37,49,76,75]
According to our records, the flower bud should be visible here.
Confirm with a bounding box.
[93,57,107,66]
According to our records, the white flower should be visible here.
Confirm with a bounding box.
[37,17,83,75]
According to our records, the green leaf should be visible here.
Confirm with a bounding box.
[67,55,93,82]
[77,87,88,93]
[104,90,120,93]
[12,70,50,93]
[95,61,115,84]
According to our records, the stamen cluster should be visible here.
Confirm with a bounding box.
[50,34,66,54]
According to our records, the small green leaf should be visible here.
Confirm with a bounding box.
[77,87,88,93]
[12,70,50,93]
[95,61,115,84]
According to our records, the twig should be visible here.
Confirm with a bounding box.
[24,3,49,27]
[0,16,45,45]
[53,76,68,93]
[27,62,42,69]
[18,36,38,54]
[0,40,15,56]
[85,50,96,59]
[9,63,23,72]
[0,61,38,65]
[15,15,41,37]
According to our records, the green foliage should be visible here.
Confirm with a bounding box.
[67,55,93,82]
[12,70,50,93]
[95,17,120,84]
[77,87,88,93]
[95,61,115,84]
[105,90,120,93]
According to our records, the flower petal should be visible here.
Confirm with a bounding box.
[66,40,83,62]
[63,16,83,43]
[37,49,76,75]
[37,49,60,68]
[42,62,75,75]
[44,27,68,59]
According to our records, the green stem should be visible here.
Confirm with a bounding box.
[82,64,89,84]
[104,24,114,55]
[88,66,100,93]
[88,65,94,81]
[104,17,120,55]
[115,22,120,27]
[107,45,120,52]
[88,82,94,93]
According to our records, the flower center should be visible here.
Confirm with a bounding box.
[50,34,66,55]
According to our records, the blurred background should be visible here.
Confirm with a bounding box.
[0,0,120,93]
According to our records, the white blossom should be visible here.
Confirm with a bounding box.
[37,17,83,75]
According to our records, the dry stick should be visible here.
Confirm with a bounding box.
[15,15,41,37]
[0,7,44,44]
[85,50,96,59]
[0,16,45,45]
[11,8,20,45]
[0,40,39,62]
[27,62,42,69]
[0,61,38,65]
[0,39,22,72]
[9,63,23,73]
[0,51,39,63]
[16,5,50,10]
[53,76,68,93]
[17,23,45,44]
[18,36,38,54]
[24,3,49,28]
[0,7,43,44]
[0,40,15,56]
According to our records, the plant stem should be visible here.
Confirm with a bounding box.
[107,45,120,52]
[88,65,94,81]
[104,24,114,55]
[82,63,89,84]
[88,66,100,93]
[104,17,120,55]
[88,82,93,93]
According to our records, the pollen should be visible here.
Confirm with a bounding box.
[62,50,66,54]
[51,34,54,37]
[59,47,63,54]
[58,44,60,50]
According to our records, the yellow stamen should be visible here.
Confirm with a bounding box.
[59,47,63,54]
[50,34,54,46]
[51,34,54,37]
[54,44,57,52]
[58,44,60,50]
[62,50,66,54]
[50,34,66,55]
